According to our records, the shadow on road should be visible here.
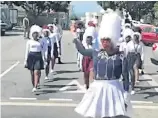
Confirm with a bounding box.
[42,84,76,88]
[137,91,158,99]
[45,77,78,83]
[61,62,77,64]
[2,33,22,37]
[150,58,158,65]
[56,70,81,74]
[35,89,57,95]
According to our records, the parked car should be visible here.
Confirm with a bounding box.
[151,43,158,65]
[0,20,8,36]
[139,24,158,45]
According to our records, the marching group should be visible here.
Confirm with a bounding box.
[23,9,145,118]
[73,10,144,118]
[24,21,63,92]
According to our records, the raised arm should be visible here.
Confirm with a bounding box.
[121,55,129,92]
[73,38,93,57]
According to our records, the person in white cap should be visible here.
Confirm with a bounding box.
[24,25,47,92]
[48,24,60,74]
[73,11,132,118]
[119,28,134,55]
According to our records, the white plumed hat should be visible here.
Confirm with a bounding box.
[98,11,122,45]
[30,25,42,39]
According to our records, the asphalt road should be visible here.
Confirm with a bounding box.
[1,31,158,118]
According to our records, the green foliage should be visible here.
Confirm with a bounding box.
[97,1,156,20]
[153,2,158,19]
[2,1,71,16]
[70,14,79,20]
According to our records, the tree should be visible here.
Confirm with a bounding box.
[97,1,156,20]
[2,1,71,16]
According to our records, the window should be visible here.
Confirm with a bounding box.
[142,27,153,32]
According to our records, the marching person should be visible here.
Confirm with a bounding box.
[82,36,93,89]
[119,28,134,55]
[53,20,64,64]
[126,32,144,95]
[73,11,132,118]
[24,25,47,92]
[133,26,144,75]
[41,27,52,80]
[48,24,60,74]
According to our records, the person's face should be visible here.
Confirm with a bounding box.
[32,32,39,40]
[86,36,93,45]
[101,38,112,49]
[49,26,53,32]
[125,36,132,42]
[133,35,139,43]
[44,31,49,37]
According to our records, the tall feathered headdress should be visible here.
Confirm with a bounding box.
[98,11,122,47]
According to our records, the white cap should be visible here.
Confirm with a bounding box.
[30,25,42,39]
[48,24,54,27]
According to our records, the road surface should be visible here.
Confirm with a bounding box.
[1,31,158,118]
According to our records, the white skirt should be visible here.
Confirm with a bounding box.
[75,80,132,118]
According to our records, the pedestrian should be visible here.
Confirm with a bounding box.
[126,32,144,95]
[82,36,93,89]
[133,26,144,75]
[23,15,30,39]
[24,25,47,92]
[119,28,134,55]
[76,28,84,71]
[48,24,60,74]
[53,20,63,64]
[41,27,52,80]
[73,11,132,118]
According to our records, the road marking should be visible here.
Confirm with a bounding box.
[59,80,86,92]
[49,98,73,102]
[142,73,158,92]
[0,61,20,78]
[131,101,153,104]
[10,97,37,100]
[1,102,158,109]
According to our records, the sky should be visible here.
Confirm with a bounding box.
[70,1,103,17]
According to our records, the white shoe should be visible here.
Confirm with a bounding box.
[131,90,135,95]
[45,76,49,80]
[32,88,37,92]
[50,70,57,74]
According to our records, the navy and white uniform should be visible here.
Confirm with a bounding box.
[74,39,132,118]
[41,36,51,62]
[24,39,47,70]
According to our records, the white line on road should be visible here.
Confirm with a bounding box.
[142,73,158,92]
[59,80,86,92]
[1,102,158,109]
[0,61,20,78]
[131,101,153,104]
[10,97,37,100]
[49,98,73,102]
